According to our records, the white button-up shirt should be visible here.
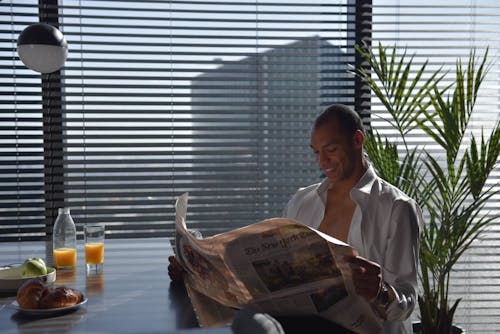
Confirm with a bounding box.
[283,165,422,334]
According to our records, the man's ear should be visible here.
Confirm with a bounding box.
[353,129,364,148]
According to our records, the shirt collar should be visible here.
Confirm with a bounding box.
[316,177,330,195]
[315,164,377,206]
[350,164,377,208]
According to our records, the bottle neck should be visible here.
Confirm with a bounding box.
[58,207,71,215]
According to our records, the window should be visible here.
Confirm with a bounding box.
[0,0,365,240]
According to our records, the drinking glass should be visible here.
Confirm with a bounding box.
[84,225,105,273]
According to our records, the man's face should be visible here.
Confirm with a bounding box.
[310,121,360,186]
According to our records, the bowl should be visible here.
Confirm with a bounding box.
[0,266,56,295]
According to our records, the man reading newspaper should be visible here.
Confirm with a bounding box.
[169,104,422,334]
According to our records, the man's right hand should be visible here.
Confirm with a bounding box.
[168,256,186,282]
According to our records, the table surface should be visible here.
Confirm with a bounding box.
[0,238,232,334]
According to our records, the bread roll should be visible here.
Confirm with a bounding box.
[39,286,83,309]
[16,278,46,309]
[16,277,83,309]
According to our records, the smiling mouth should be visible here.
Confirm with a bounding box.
[323,168,337,178]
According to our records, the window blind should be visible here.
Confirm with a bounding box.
[371,1,500,332]
[0,0,366,241]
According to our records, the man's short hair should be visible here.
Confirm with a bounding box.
[313,104,364,135]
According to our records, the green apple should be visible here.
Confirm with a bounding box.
[21,258,47,278]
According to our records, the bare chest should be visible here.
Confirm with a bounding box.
[318,194,356,243]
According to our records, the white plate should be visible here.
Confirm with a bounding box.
[11,297,87,316]
[0,266,56,294]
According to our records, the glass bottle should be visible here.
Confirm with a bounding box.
[52,207,77,269]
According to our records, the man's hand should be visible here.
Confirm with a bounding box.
[344,255,383,302]
[168,256,186,282]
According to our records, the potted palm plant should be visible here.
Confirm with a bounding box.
[353,42,500,334]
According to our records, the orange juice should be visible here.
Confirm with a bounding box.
[53,247,77,268]
[85,242,104,264]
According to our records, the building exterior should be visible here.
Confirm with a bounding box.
[190,36,354,222]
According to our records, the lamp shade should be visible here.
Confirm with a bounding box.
[17,23,68,74]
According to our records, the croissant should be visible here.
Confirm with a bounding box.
[16,278,45,309]
[16,277,83,309]
[39,286,83,309]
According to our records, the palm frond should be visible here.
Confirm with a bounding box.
[465,124,500,199]
[353,42,444,138]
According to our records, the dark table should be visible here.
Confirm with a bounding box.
[0,238,232,334]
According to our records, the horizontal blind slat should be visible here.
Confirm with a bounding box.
[1,0,356,243]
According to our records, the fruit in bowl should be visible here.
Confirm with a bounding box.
[0,258,56,294]
[21,258,48,278]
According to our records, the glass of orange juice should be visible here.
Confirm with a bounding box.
[84,225,105,273]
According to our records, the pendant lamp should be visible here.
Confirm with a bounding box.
[17,23,68,73]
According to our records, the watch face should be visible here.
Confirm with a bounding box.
[377,283,390,307]
[381,288,389,304]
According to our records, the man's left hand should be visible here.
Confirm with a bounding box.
[344,255,383,302]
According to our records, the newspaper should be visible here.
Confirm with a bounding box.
[174,192,382,333]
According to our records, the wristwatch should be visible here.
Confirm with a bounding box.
[375,282,391,308]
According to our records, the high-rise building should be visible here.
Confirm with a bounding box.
[190,36,353,221]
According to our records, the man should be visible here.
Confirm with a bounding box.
[282,104,422,333]
[169,104,422,334]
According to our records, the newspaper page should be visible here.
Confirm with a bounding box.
[174,192,382,334]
